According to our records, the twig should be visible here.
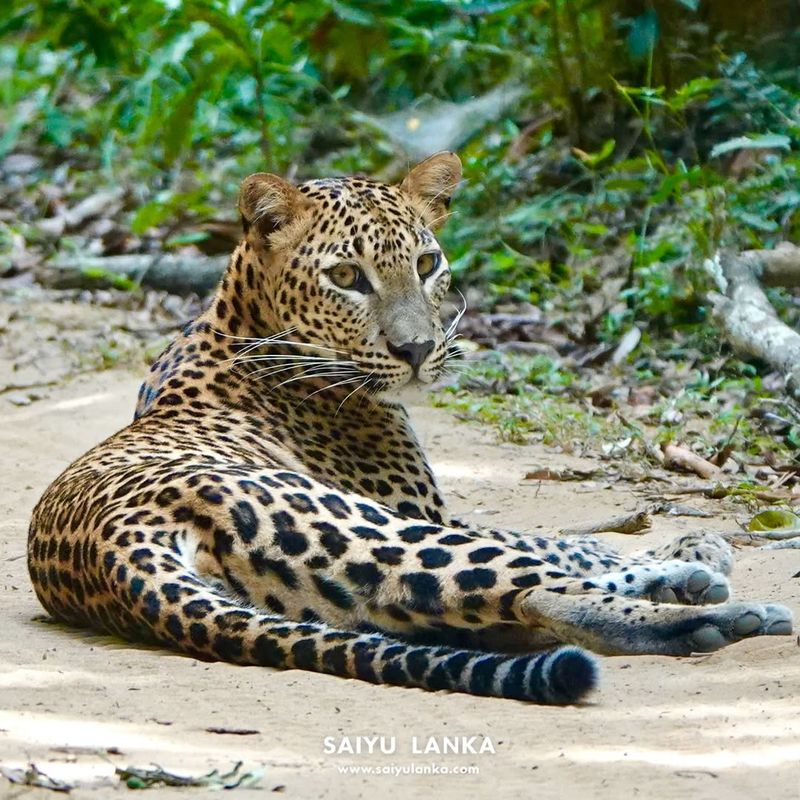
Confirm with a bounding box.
[663,484,798,503]
[560,509,651,536]
[709,415,741,468]
[548,0,583,144]
[523,467,600,482]
[758,539,800,550]
[647,501,713,518]
[661,443,720,480]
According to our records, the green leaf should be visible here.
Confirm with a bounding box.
[674,0,699,10]
[710,133,791,158]
[81,267,136,291]
[731,209,779,232]
[604,177,648,192]
[330,1,375,26]
[668,77,720,110]
[572,138,615,168]
[182,2,256,66]
[627,9,659,60]
[747,510,800,533]
[0,4,35,38]
[160,58,223,161]
[132,200,174,235]
[165,231,210,247]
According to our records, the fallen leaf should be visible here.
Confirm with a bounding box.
[0,764,72,793]
[524,467,599,481]
[747,509,800,537]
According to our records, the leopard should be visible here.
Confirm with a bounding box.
[28,152,793,705]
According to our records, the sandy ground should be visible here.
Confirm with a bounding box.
[1,369,799,799]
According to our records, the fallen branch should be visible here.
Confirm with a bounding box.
[663,484,799,504]
[705,246,800,401]
[523,467,600,482]
[647,501,713,518]
[661,443,720,480]
[739,242,800,287]
[758,539,800,550]
[560,509,651,536]
[37,253,228,294]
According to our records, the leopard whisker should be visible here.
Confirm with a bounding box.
[425,207,459,230]
[216,327,303,363]
[212,326,297,343]
[222,333,297,363]
[334,376,373,415]
[299,374,367,408]
[214,326,347,358]
[270,365,361,392]
[230,353,337,367]
[250,362,352,382]
[416,179,461,224]
[275,340,347,356]
[445,289,467,341]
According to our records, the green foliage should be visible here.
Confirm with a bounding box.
[436,351,799,471]
[444,50,800,329]
[2,0,800,337]
[434,359,625,449]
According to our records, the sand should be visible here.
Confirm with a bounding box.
[1,370,799,799]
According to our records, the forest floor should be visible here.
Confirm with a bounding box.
[1,292,799,799]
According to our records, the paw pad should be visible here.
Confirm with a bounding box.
[686,570,711,594]
[732,612,762,636]
[766,619,793,635]
[690,625,727,652]
[701,584,729,604]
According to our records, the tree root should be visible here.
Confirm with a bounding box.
[705,244,800,401]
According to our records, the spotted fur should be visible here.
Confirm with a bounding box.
[28,153,793,705]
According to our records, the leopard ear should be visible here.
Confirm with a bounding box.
[399,151,462,228]
[238,173,311,243]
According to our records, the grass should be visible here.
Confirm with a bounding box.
[433,351,799,479]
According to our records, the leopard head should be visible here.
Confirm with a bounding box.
[234,151,462,392]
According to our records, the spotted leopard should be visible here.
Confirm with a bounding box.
[28,152,793,704]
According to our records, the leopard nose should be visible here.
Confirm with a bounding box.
[387,339,435,371]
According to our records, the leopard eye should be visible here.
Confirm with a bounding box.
[417,252,441,279]
[327,263,373,293]
[329,263,357,288]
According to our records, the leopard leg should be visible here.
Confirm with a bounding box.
[542,559,731,605]
[180,468,641,639]
[467,524,734,579]
[634,530,734,575]
[518,590,793,656]
[167,467,790,660]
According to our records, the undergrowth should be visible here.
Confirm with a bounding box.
[434,351,799,477]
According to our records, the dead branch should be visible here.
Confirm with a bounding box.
[758,539,800,550]
[661,444,720,479]
[37,254,228,294]
[663,484,798,504]
[705,246,800,401]
[523,467,600,481]
[739,242,800,287]
[560,509,651,536]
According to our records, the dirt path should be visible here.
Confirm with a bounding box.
[1,370,799,799]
